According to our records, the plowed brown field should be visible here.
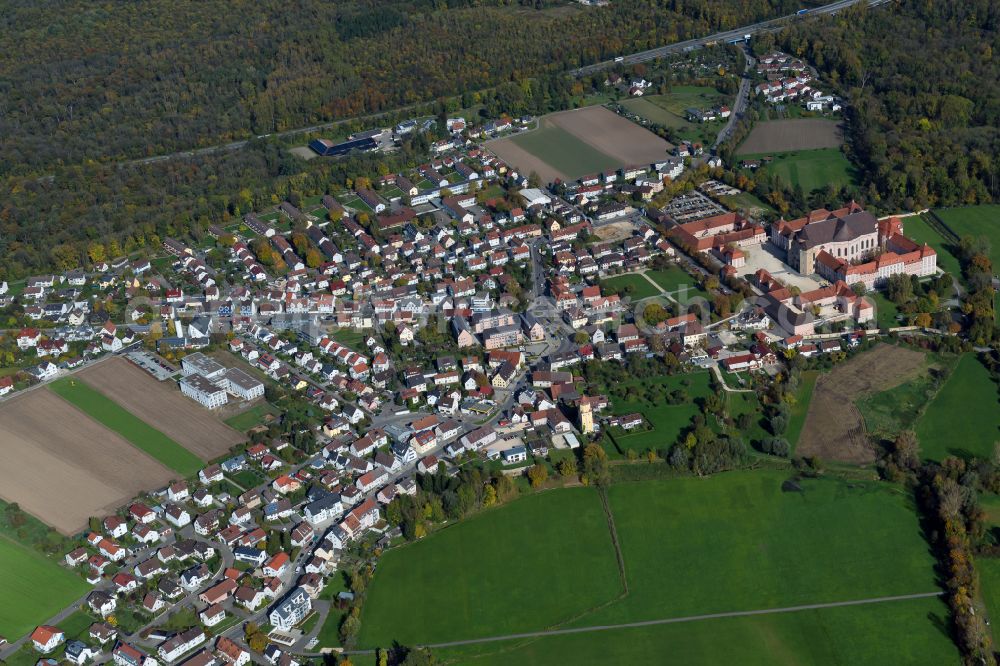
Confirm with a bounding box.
[77,357,244,459]
[0,389,175,534]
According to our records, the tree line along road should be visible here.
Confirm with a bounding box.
[119,0,892,170]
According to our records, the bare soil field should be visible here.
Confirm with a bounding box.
[797,344,926,464]
[737,119,843,154]
[551,106,674,166]
[593,221,636,243]
[489,106,673,183]
[77,357,244,460]
[0,390,175,534]
[488,135,567,184]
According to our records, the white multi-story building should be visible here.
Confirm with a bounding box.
[180,375,228,410]
[180,352,227,381]
[218,368,265,400]
[269,587,312,631]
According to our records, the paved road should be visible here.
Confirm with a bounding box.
[572,0,893,77]
[713,46,755,149]
[339,591,944,655]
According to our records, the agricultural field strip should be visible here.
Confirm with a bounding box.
[0,389,176,534]
[346,591,943,653]
[735,119,843,154]
[49,378,203,477]
[75,357,243,460]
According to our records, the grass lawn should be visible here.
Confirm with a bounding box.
[360,471,948,663]
[50,378,204,476]
[645,266,708,301]
[726,391,770,444]
[317,608,346,648]
[916,354,1000,461]
[870,292,902,329]
[620,96,691,128]
[224,403,279,431]
[979,559,1000,628]
[785,370,818,450]
[331,327,369,351]
[934,205,1000,268]
[717,191,775,214]
[905,215,964,280]
[578,471,938,626]
[508,124,620,181]
[0,536,90,640]
[59,610,98,640]
[433,595,958,665]
[231,469,265,489]
[599,273,660,300]
[856,354,955,442]
[608,373,713,452]
[356,487,621,647]
[739,148,858,193]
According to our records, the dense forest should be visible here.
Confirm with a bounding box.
[6,0,1000,277]
[0,0,798,173]
[760,0,1000,211]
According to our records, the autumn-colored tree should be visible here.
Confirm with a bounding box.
[527,463,548,488]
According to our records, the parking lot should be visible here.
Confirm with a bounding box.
[124,349,179,381]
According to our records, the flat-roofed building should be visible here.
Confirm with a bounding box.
[181,375,228,410]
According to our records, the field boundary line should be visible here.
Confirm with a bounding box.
[345,591,944,656]
[924,210,961,245]
[598,487,629,598]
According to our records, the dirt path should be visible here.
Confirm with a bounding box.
[341,591,943,656]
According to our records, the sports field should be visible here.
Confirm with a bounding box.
[488,106,672,184]
[0,537,89,639]
[599,273,660,300]
[915,354,1000,461]
[739,148,857,193]
[355,471,948,662]
[608,373,713,452]
[50,378,203,477]
[933,205,1000,268]
[357,487,621,646]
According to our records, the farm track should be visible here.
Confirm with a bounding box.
[343,591,944,656]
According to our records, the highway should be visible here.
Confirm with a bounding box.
[571,0,892,77]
